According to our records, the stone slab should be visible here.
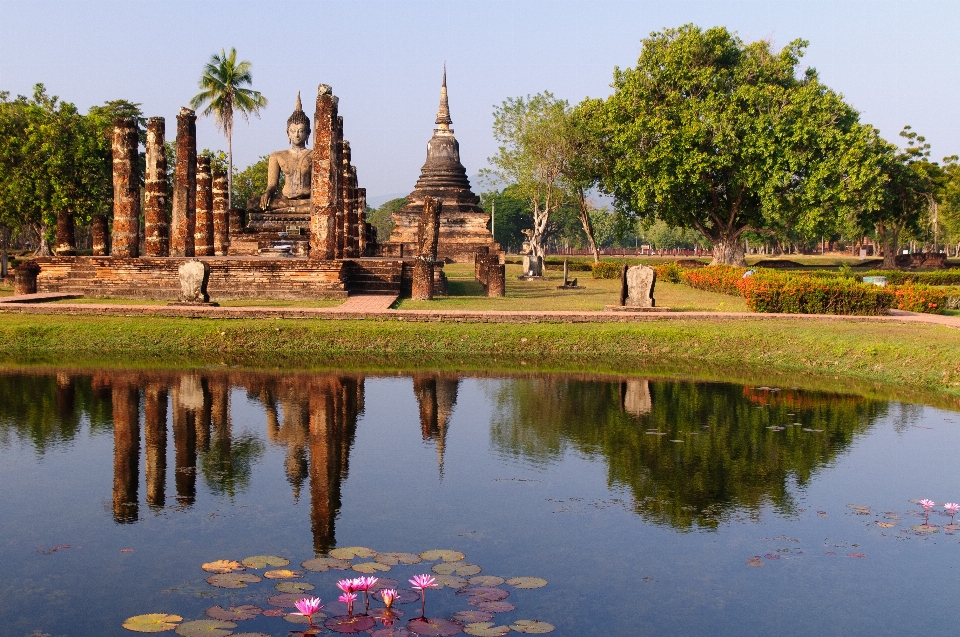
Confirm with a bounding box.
[604,305,671,312]
[0,292,83,304]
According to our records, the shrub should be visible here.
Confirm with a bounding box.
[859,270,960,286]
[741,276,894,315]
[679,265,748,296]
[890,284,947,314]
[654,262,684,283]
[591,262,625,279]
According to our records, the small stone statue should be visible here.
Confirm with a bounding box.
[176,260,214,304]
[259,93,313,210]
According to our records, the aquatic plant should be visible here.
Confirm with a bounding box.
[919,498,936,524]
[338,591,358,615]
[354,575,378,611]
[410,573,438,618]
[381,588,397,608]
[945,503,959,525]
[292,596,323,627]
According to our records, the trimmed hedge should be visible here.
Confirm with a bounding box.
[859,269,960,286]
[679,265,748,296]
[653,262,683,283]
[890,284,948,314]
[591,262,624,279]
[741,276,894,315]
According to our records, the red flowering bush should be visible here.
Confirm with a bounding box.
[890,284,947,314]
[591,262,624,279]
[654,262,684,283]
[679,265,748,296]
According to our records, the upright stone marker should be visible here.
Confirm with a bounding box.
[310,85,341,260]
[111,117,140,258]
[194,155,214,256]
[144,117,169,257]
[171,107,197,257]
[625,265,657,307]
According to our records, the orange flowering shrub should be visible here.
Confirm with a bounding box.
[590,262,624,279]
[679,265,748,296]
[890,284,947,314]
[741,275,894,315]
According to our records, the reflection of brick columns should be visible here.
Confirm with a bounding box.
[144,383,168,510]
[212,170,229,256]
[144,117,170,257]
[310,85,341,260]
[172,380,197,508]
[171,107,197,257]
[309,385,337,554]
[91,215,109,256]
[111,117,140,258]
[55,372,75,418]
[112,384,140,524]
[194,156,214,256]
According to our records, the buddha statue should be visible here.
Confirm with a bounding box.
[259,93,313,210]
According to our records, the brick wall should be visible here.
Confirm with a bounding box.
[34,257,347,300]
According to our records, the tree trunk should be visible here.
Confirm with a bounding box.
[575,188,600,264]
[54,209,77,256]
[881,225,899,269]
[710,234,746,266]
[227,123,233,211]
[528,200,550,260]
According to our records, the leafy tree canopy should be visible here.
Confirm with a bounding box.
[591,24,880,265]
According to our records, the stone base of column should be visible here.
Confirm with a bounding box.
[411,259,433,300]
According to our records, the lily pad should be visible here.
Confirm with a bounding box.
[282,613,310,624]
[469,576,505,587]
[433,562,481,576]
[267,593,309,608]
[434,574,469,589]
[122,613,182,632]
[876,522,896,528]
[464,622,510,637]
[509,620,555,634]
[241,555,289,569]
[454,611,495,623]
[263,569,302,579]
[302,557,352,571]
[475,601,515,613]
[261,609,285,617]
[275,581,315,593]
[372,629,411,637]
[406,617,464,636]
[329,546,377,560]
[911,524,939,533]
[745,557,765,568]
[353,561,391,573]
[205,605,262,621]
[201,560,243,574]
[457,587,509,603]
[370,608,406,621]
[369,577,401,591]
[376,552,423,566]
[206,573,261,589]
[944,524,960,532]
[419,550,465,562]
[505,577,547,590]
[231,634,272,637]
[175,620,236,637]
[325,614,376,633]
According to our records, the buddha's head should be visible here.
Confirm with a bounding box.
[287,92,311,147]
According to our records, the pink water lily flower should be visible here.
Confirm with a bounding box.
[918,499,936,509]
[410,574,437,618]
[381,589,397,608]
[339,591,358,615]
[944,503,959,513]
[354,576,379,612]
[292,597,323,627]
[337,578,358,594]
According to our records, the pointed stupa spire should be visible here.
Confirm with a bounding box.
[436,63,452,129]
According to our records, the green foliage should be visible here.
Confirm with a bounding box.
[591,24,878,265]
[232,156,274,209]
[858,269,960,286]
[590,262,624,279]
[481,188,530,252]
[653,262,684,283]
[367,197,407,242]
[200,149,229,174]
[742,275,894,315]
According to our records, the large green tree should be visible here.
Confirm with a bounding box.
[190,48,267,210]
[940,156,960,256]
[591,25,880,265]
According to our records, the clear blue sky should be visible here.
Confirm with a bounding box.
[2,0,958,204]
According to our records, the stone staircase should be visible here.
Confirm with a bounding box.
[345,260,404,295]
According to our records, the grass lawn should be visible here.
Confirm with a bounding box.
[49,297,345,308]
[399,264,748,312]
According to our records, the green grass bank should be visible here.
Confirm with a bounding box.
[1,314,958,409]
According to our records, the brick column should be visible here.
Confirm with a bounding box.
[171,107,197,257]
[91,214,108,256]
[194,156,214,256]
[341,142,357,258]
[333,117,345,259]
[310,85,341,260]
[412,196,442,300]
[357,187,367,257]
[144,117,169,257]
[54,209,76,256]
[111,117,140,258]
[213,171,229,256]
[487,264,506,297]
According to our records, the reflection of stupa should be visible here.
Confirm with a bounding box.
[389,68,498,262]
[413,375,459,479]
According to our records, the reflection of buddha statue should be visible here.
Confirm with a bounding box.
[260,93,313,210]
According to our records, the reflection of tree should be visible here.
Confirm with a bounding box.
[489,378,889,529]
[199,377,264,499]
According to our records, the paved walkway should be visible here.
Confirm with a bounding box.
[0,294,958,329]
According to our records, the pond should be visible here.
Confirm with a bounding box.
[1,368,958,636]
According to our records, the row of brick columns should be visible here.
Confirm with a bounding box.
[91,110,231,259]
[310,85,367,260]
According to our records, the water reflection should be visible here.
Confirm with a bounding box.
[489,378,889,529]
[0,369,892,539]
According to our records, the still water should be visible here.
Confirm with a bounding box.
[0,369,958,636]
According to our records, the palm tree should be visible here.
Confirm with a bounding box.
[190,48,267,210]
